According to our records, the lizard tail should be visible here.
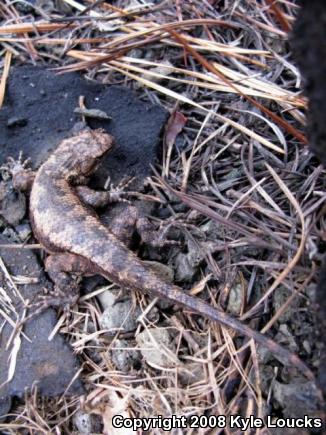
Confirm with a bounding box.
[150,281,314,381]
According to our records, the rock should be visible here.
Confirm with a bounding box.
[156,297,175,311]
[15,222,32,241]
[302,340,312,355]
[97,289,118,311]
[259,365,276,393]
[82,275,106,294]
[268,427,309,435]
[227,278,244,316]
[136,328,179,368]
[174,253,196,282]
[272,380,321,418]
[143,261,175,310]
[73,410,94,434]
[273,286,300,323]
[291,0,326,402]
[187,238,205,267]
[6,116,28,128]
[15,0,35,13]
[275,324,298,353]
[55,0,72,14]
[128,49,143,59]
[143,260,174,283]
[110,339,141,372]
[35,0,55,12]
[72,410,102,434]
[291,0,326,166]
[100,292,142,333]
[178,362,206,386]
[2,226,21,243]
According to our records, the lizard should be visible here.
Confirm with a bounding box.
[11,128,314,380]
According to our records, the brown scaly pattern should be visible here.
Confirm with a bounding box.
[30,129,314,380]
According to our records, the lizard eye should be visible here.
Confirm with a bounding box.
[80,158,98,175]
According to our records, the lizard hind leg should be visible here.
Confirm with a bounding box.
[102,204,179,248]
[42,253,97,309]
[102,204,139,247]
[136,213,181,248]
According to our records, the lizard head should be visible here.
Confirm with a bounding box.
[77,129,114,176]
[57,129,114,179]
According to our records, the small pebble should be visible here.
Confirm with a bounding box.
[227,279,244,316]
[136,328,179,368]
[110,339,141,372]
[174,253,196,282]
[73,410,93,434]
[7,116,28,128]
[100,291,142,333]
[15,223,32,241]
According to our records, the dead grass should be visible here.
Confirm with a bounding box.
[0,0,325,433]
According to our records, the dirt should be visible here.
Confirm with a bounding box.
[0,65,168,187]
[0,233,83,417]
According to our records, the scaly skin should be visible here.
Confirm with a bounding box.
[30,129,314,380]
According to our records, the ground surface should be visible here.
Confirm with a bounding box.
[0,65,167,185]
[0,234,84,417]
[0,0,325,434]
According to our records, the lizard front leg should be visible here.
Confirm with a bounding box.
[1,153,35,192]
[74,186,113,208]
[74,176,133,208]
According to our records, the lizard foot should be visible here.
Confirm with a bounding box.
[44,261,82,311]
[1,151,35,191]
[38,282,80,310]
[75,177,135,209]
[12,282,79,335]
[154,215,202,247]
[104,175,135,204]
[136,214,186,248]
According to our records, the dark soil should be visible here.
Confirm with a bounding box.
[0,234,83,417]
[0,66,167,187]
